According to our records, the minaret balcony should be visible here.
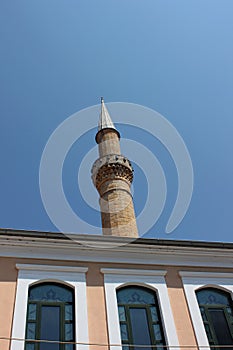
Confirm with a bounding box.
[91,154,134,189]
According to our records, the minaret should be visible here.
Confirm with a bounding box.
[91,98,138,237]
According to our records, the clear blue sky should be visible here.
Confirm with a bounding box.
[0,0,232,242]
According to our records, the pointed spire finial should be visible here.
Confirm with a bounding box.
[96,97,120,143]
[98,97,117,131]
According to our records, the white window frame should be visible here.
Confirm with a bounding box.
[11,264,89,350]
[180,271,233,349]
[101,268,179,350]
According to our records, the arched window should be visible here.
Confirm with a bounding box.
[25,282,75,350]
[117,286,166,350]
[196,288,233,348]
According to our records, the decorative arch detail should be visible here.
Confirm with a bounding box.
[29,279,75,290]
[196,284,233,295]
[116,282,159,293]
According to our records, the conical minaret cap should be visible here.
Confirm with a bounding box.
[98,97,116,130]
[96,98,120,143]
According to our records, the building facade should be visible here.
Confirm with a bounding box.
[0,101,233,350]
[1,230,233,350]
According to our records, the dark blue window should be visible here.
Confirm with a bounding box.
[196,288,233,349]
[25,283,75,350]
[117,286,166,350]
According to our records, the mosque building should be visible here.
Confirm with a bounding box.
[0,99,233,350]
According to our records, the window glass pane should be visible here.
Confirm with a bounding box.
[130,308,151,350]
[204,324,212,341]
[40,305,60,350]
[26,323,36,340]
[28,304,37,321]
[197,289,231,306]
[29,284,73,302]
[117,287,155,305]
[118,306,126,321]
[120,324,128,341]
[25,344,35,350]
[65,305,73,321]
[65,345,74,350]
[200,307,208,322]
[153,324,163,341]
[122,346,129,350]
[65,323,74,341]
[156,346,165,350]
[209,309,233,345]
[150,306,159,322]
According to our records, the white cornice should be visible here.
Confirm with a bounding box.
[179,271,233,279]
[101,268,167,276]
[16,263,88,273]
[0,235,233,268]
[1,235,233,257]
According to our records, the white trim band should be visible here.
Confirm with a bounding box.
[101,268,167,276]
[16,263,88,273]
[179,271,233,279]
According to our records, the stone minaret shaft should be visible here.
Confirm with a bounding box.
[91,98,138,237]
